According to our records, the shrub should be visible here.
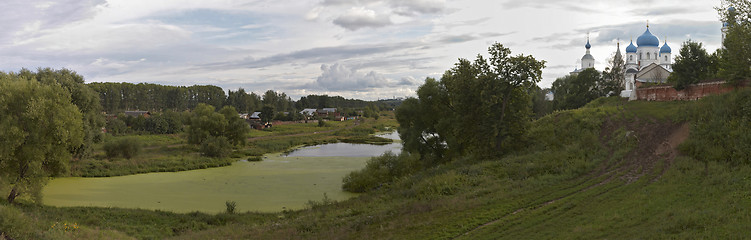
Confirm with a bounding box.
[103,137,141,159]
[342,152,422,193]
[680,89,751,165]
[0,205,38,239]
[105,118,128,136]
[225,201,237,214]
[200,136,231,158]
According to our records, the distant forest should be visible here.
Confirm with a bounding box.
[87,82,398,114]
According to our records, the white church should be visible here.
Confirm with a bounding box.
[572,23,674,100]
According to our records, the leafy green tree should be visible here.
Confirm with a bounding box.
[530,86,553,119]
[18,68,104,159]
[602,51,626,95]
[188,104,248,153]
[552,68,604,110]
[218,106,249,146]
[105,118,128,136]
[668,40,712,90]
[200,136,231,158]
[188,104,227,145]
[0,78,84,204]
[397,43,545,160]
[260,106,274,124]
[396,79,448,162]
[717,1,751,86]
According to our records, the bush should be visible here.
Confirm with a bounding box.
[0,205,38,239]
[225,201,237,214]
[679,89,751,165]
[103,137,141,159]
[200,136,231,158]
[342,152,422,193]
[105,118,128,136]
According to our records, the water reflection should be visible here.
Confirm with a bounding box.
[284,132,402,157]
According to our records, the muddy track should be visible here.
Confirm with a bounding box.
[455,113,690,239]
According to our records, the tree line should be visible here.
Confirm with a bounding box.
[89,82,395,114]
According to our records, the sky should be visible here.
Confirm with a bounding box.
[0,0,727,100]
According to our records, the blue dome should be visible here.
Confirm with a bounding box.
[724,22,730,27]
[626,40,637,53]
[585,40,591,49]
[729,6,736,12]
[660,42,671,53]
[637,28,660,47]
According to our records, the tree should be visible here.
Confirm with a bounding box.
[397,43,545,160]
[530,86,553,119]
[602,51,626,95]
[717,1,751,86]
[187,104,249,153]
[552,68,604,110]
[260,106,274,124]
[668,40,712,90]
[396,79,449,163]
[218,106,249,146]
[20,68,104,159]
[0,78,84,204]
[187,104,227,145]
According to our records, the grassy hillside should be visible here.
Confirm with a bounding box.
[3,91,750,239]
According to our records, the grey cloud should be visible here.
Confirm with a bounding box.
[305,63,421,92]
[499,0,595,13]
[1,0,104,42]
[201,41,420,70]
[629,6,698,16]
[398,76,420,85]
[333,7,392,30]
[320,0,446,30]
[442,17,491,28]
[435,32,515,44]
[391,0,447,16]
[321,0,446,15]
[540,20,722,50]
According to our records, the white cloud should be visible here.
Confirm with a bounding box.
[312,63,387,90]
[308,63,421,92]
[0,0,725,100]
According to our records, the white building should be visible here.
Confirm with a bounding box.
[620,23,673,99]
[571,36,595,75]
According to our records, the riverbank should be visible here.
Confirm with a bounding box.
[69,113,398,178]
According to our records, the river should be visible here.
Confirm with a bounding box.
[42,132,401,213]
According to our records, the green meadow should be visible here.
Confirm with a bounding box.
[45,154,369,213]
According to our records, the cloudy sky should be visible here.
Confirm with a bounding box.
[1,0,727,100]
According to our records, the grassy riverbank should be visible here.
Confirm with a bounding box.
[68,113,397,177]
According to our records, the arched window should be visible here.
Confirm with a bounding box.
[665,56,668,61]
[629,55,633,61]
[639,53,642,60]
[647,52,650,59]
[654,52,658,59]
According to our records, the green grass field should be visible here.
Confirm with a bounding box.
[4,93,751,239]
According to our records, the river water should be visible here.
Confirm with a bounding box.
[42,132,401,213]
